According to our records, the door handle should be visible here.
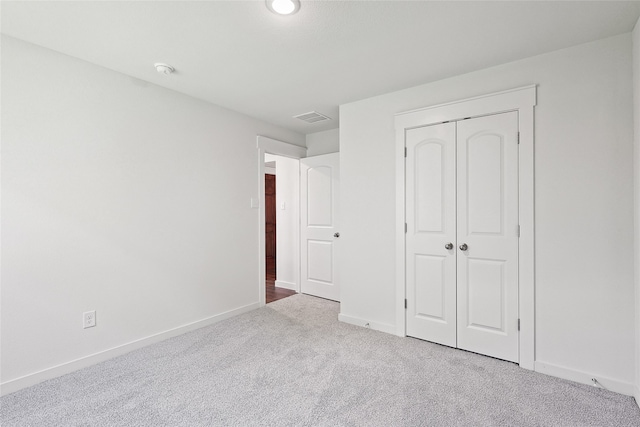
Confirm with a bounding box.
[444,243,453,250]
[334,232,340,238]
[459,243,468,251]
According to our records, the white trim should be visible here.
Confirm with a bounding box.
[275,280,297,291]
[395,85,537,369]
[517,103,536,370]
[256,136,307,304]
[535,361,635,396]
[0,302,260,396]
[338,313,396,335]
[258,149,267,307]
[265,167,276,175]
[257,135,307,159]
[635,385,640,409]
[396,84,537,120]
[394,114,406,338]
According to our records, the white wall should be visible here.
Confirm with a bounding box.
[340,34,635,392]
[1,36,304,392]
[274,156,300,291]
[633,17,640,405]
[264,154,299,291]
[305,128,339,156]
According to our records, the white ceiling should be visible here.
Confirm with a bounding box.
[3,1,640,135]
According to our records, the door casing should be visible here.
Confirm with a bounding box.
[394,86,536,370]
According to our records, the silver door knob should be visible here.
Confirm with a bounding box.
[444,243,453,250]
[334,232,340,238]
[459,243,468,251]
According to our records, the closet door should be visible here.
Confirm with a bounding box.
[405,122,457,347]
[456,112,519,362]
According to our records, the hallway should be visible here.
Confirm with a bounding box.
[265,266,296,304]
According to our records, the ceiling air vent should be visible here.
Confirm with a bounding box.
[293,111,332,124]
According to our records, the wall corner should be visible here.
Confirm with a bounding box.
[632,15,640,409]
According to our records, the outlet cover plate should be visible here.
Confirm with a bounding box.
[83,310,96,329]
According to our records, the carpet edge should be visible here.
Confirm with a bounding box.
[0,301,260,396]
[535,360,635,396]
[338,313,397,335]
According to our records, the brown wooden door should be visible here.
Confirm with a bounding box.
[265,174,276,278]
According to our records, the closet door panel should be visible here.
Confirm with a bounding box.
[456,112,519,363]
[405,122,457,347]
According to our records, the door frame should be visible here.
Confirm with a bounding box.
[257,135,307,306]
[394,85,536,370]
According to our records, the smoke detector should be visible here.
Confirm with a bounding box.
[154,63,175,75]
[293,111,331,124]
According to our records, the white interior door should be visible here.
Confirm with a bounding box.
[405,122,457,347]
[300,153,340,301]
[405,111,519,363]
[456,112,519,362]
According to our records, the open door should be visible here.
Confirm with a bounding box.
[300,153,340,301]
[265,173,276,280]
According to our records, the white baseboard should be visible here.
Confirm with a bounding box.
[635,384,640,409]
[534,361,635,396]
[274,280,297,291]
[338,313,396,335]
[0,302,260,396]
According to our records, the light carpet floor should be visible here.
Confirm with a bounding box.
[2,294,640,426]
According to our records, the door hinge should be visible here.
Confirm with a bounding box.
[404,147,407,158]
[517,319,520,331]
[405,299,407,309]
[517,132,520,144]
[517,225,520,237]
[405,223,408,233]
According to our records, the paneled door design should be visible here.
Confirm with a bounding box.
[406,111,519,363]
[300,153,340,301]
[456,112,519,362]
[405,122,457,347]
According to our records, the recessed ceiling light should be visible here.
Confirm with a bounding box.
[266,0,300,15]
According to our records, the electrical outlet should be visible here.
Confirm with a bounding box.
[83,311,96,329]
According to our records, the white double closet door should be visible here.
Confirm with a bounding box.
[405,111,519,363]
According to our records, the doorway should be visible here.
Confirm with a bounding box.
[264,155,296,303]
[257,136,307,306]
